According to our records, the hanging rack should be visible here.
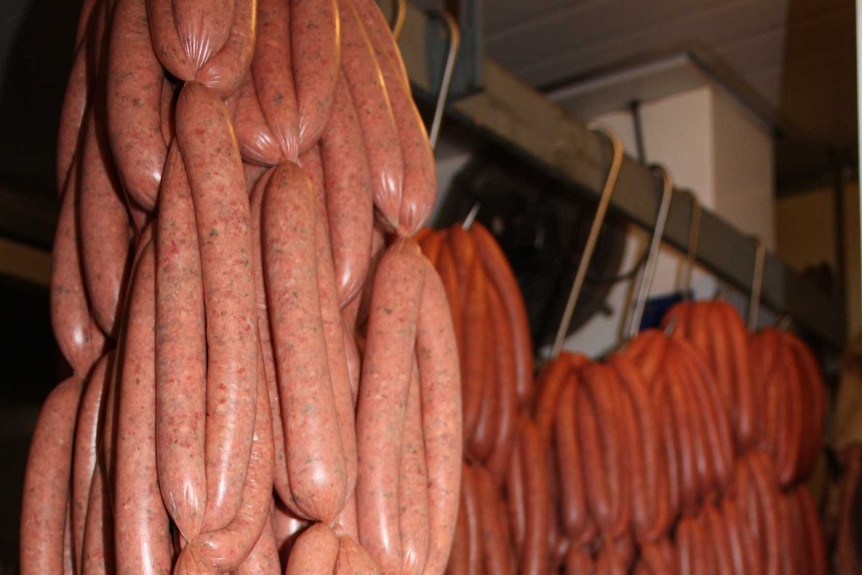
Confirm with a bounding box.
[396,1,846,349]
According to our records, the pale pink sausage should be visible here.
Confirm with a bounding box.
[321,72,374,307]
[20,376,84,575]
[197,0,256,97]
[176,82,259,532]
[351,0,410,88]
[81,461,115,575]
[190,361,274,572]
[343,318,361,402]
[113,243,173,575]
[416,260,463,575]
[74,0,101,49]
[262,161,347,523]
[98,224,154,491]
[71,352,111,573]
[253,0,300,160]
[272,500,310,563]
[400,359,431,575]
[336,533,383,575]
[78,110,131,338]
[86,0,109,87]
[356,0,436,235]
[155,143,207,541]
[146,0,194,80]
[302,146,359,498]
[356,240,426,574]
[107,0,167,212]
[337,489,360,542]
[56,39,88,195]
[159,75,176,146]
[292,0,340,152]
[235,514,281,575]
[51,153,106,377]
[285,523,340,575]
[172,0,233,73]
[233,72,281,166]
[337,0,404,232]
[248,167,299,516]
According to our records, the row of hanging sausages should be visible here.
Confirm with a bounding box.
[22,0,466,573]
[415,226,830,575]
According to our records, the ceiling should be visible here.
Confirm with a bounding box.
[0,0,855,235]
[418,0,857,193]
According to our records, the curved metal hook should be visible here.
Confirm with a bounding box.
[462,202,480,230]
[428,11,460,151]
[747,237,766,331]
[625,164,674,340]
[392,0,407,41]
[682,190,701,300]
[550,124,624,357]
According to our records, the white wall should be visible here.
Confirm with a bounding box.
[562,86,775,357]
[563,88,719,357]
[712,90,776,251]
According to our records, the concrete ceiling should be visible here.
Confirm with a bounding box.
[0,0,855,206]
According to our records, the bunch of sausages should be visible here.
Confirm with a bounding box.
[415,223,538,575]
[546,300,827,574]
[410,240,827,575]
[21,0,464,573]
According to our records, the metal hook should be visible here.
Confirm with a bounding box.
[462,202,480,230]
[747,237,766,331]
[428,11,460,151]
[391,0,406,41]
[664,314,679,336]
[550,123,624,358]
[624,165,674,340]
[682,190,701,300]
